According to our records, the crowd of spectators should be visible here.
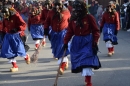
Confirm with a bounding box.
[120,0,130,31]
[0,0,130,31]
[88,0,130,31]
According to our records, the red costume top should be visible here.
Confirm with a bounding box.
[28,14,42,28]
[3,12,26,33]
[100,11,120,30]
[0,21,3,31]
[64,14,100,44]
[41,8,49,25]
[44,9,71,32]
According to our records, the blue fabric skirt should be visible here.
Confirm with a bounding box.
[30,24,44,40]
[0,33,26,58]
[70,34,101,73]
[50,30,70,59]
[103,23,118,45]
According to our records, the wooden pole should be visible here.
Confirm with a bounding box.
[53,49,67,86]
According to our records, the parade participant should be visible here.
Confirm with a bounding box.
[63,0,101,86]
[8,2,30,52]
[44,0,70,75]
[41,0,53,46]
[28,6,44,49]
[1,5,30,72]
[68,0,73,13]
[41,0,52,25]
[100,2,120,56]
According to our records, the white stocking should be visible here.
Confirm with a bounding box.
[57,56,68,65]
[35,40,40,44]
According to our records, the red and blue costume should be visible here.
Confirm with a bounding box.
[1,7,30,72]
[100,11,120,56]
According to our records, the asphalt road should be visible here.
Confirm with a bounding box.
[0,30,130,86]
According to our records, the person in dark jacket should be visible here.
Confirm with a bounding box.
[89,0,98,18]
[126,3,130,31]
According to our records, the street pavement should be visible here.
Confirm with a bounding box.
[0,30,130,86]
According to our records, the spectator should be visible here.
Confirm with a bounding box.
[96,5,103,27]
[120,1,128,30]
[89,0,98,18]
[126,3,130,31]
[113,0,120,13]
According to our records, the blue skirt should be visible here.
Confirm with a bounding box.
[103,23,118,45]
[70,34,101,73]
[50,30,70,59]
[30,24,44,40]
[0,33,26,58]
